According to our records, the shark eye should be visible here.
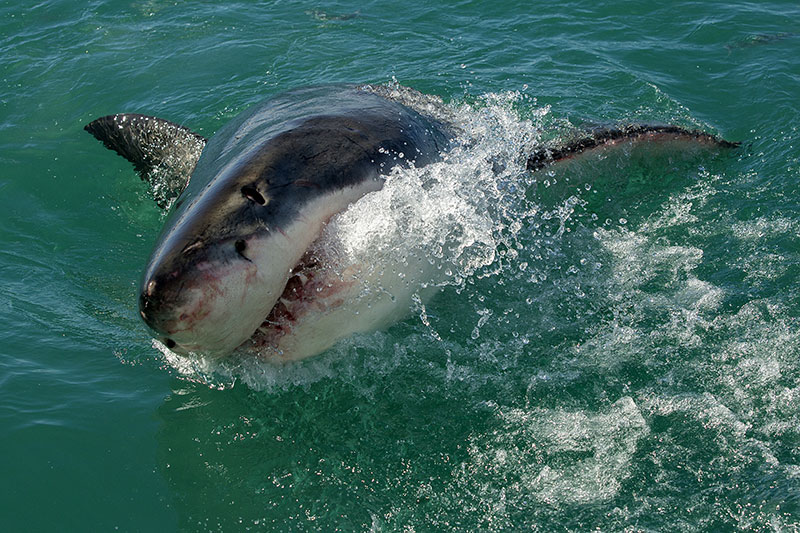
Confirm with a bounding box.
[241,185,266,205]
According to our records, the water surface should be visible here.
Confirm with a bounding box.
[1,0,799,530]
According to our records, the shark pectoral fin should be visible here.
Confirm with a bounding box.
[526,124,739,172]
[85,113,207,207]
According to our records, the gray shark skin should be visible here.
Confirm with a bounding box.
[85,84,736,361]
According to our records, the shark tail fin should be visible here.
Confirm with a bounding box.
[526,124,739,171]
[85,114,207,207]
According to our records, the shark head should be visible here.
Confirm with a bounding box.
[131,88,449,357]
[137,119,398,356]
[137,169,296,356]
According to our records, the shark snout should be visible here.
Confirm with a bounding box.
[138,268,225,354]
[137,237,274,356]
[138,275,181,340]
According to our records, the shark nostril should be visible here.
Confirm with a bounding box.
[241,185,266,205]
[164,338,176,349]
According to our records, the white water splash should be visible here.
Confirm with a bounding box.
[443,397,649,523]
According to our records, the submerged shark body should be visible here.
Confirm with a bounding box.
[86,84,735,362]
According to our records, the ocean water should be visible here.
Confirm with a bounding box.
[2,0,799,530]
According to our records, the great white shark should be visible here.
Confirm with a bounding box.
[85,84,736,362]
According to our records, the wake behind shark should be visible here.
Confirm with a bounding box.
[85,84,736,362]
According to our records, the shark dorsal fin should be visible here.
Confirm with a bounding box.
[85,114,207,207]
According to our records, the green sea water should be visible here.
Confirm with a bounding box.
[2,0,800,530]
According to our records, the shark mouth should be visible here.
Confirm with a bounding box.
[242,252,357,354]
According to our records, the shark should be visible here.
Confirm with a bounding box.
[85,84,736,362]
